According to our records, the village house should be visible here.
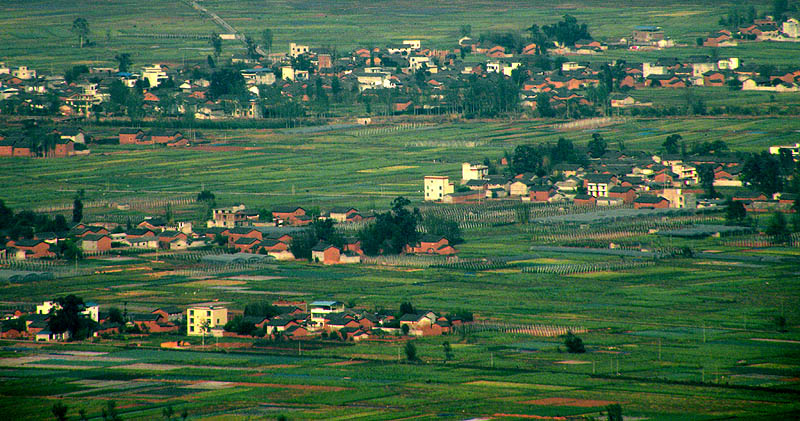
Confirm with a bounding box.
[186,305,227,336]
[634,195,670,209]
[424,176,455,201]
[311,242,342,265]
[405,235,457,255]
[272,206,307,226]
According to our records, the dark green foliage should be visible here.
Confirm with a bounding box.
[421,216,462,244]
[741,152,783,195]
[662,134,681,155]
[358,197,420,255]
[606,403,623,421]
[59,238,83,261]
[400,301,415,315]
[536,92,555,118]
[697,164,717,198]
[289,219,345,261]
[71,17,90,48]
[442,341,453,362]
[588,133,607,158]
[244,302,281,318]
[463,73,520,118]
[210,32,222,58]
[101,400,122,421]
[108,307,124,324]
[209,68,247,100]
[564,331,585,353]
[48,295,94,340]
[541,14,592,47]
[64,65,89,84]
[725,198,747,224]
[404,340,418,361]
[510,144,544,175]
[766,212,790,244]
[3,316,26,332]
[224,315,257,335]
[775,315,788,332]
[690,140,728,155]
[114,53,132,73]
[52,402,68,421]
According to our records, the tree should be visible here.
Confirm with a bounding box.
[459,24,472,38]
[400,301,415,315]
[588,133,607,158]
[208,68,247,100]
[101,400,122,421]
[442,341,453,362]
[108,307,125,324]
[564,331,585,353]
[262,28,273,53]
[725,198,748,224]
[52,402,69,421]
[697,164,717,198]
[741,152,783,196]
[766,212,790,244]
[49,295,93,340]
[79,409,88,421]
[358,197,420,255]
[421,216,462,244]
[114,53,132,73]
[606,403,623,421]
[109,79,129,105]
[210,32,222,59]
[773,0,790,22]
[71,18,90,48]
[245,36,259,60]
[72,197,83,223]
[662,134,682,155]
[536,92,555,117]
[404,341,418,361]
[510,144,544,175]
[162,405,175,421]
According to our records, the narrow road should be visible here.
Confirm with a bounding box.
[184,0,266,55]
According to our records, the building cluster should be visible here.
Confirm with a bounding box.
[0,127,89,158]
[0,299,465,343]
[187,300,463,342]
[425,153,753,209]
[703,17,800,46]
[2,19,800,126]
[0,300,184,342]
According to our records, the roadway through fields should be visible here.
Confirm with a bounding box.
[183,0,268,57]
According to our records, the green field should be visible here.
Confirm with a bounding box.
[1,0,795,70]
[2,0,800,419]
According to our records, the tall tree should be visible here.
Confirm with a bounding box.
[210,32,222,59]
[52,403,69,421]
[48,295,92,340]
[697,164,717,198]
[114,53,132,73]
[766,212,790,244]
[71,18,90,48]
[72,197,83,223]
[261,28,273,53]
[662,134,682,155]
[588,133,607,158]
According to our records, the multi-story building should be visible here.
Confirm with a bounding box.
[461,162,488,183]
[186,305,228,336]
[424,176,454,201]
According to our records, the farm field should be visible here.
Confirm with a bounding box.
[1,0,800,419]
[1,0,797,70]
[2,116,800,212]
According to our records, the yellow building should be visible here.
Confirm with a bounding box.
[186,305,228,336]
[424,176,454,201]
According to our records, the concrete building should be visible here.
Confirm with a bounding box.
[289,43,309,57]
[141,65,169,88]
[462,162,488,183]
[186,305,228,336]
[424,176,454,201]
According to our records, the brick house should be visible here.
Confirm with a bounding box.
[608,186,636,204]
[6,239,54,258]
[311,242,341,264]
[272,206,306,225]
[405,235,457,255]
[634,195,670,209]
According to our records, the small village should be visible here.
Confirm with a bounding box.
[1,1,800,419]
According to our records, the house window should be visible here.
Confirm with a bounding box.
[207,319,211,325]
[207,310,211,316]
[190,326,194,332]
[190,318,194,324]
[189,310,194,316]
